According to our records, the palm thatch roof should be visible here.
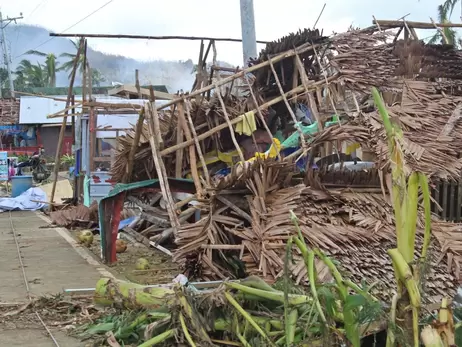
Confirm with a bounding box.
[106,24,462,303]
[172,161,458,303]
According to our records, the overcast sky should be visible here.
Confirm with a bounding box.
[0,0,453,66]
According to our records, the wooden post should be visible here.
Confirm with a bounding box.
[71,95,78,203]
[89,107,96,171]
[50,38,84,204]
[71,95,76,146]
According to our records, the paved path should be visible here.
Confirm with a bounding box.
[0,211,110,347]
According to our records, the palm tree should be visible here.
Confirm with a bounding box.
[59,38,86,78]
[15,59,47,88]
[25,50,59,87]
[91,68,106,87]
[429,0,459,45]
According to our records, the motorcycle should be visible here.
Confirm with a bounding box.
[15,150,51,183]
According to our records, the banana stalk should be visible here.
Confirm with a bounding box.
[179,312,197,347]
[137,329,176,347]
[225,282,312,305]
[225,292,275,346]
[94,278,174,309]
[292,236,327,324]
[372,86,434,347]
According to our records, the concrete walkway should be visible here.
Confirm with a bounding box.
[0,211,110,346]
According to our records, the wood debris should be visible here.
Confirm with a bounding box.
[102,24,462,303]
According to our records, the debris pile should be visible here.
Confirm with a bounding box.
[79,23,462,310]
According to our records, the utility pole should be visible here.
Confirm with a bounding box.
[239,0,258,67]
[0,10,23,98]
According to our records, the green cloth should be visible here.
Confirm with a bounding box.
[281,116,340,149]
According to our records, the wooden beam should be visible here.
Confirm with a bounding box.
[107,84,175,100]
[156,41,325,111]
[159,74,338,157]
[50,38,84,204]
[374,19,462,29]
[49,32,271,44]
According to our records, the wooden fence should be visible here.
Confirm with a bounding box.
[432,180,462,222]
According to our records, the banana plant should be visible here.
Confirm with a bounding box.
[372,87,433,347]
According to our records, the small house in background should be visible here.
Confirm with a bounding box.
[17,85,170,158]
[0,98,39,156]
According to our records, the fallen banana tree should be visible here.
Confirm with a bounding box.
[78,237,386,346]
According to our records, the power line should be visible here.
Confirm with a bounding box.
[0,12,23,97]
[14,0,114,60]
[14,1,49,60]
[29,0,48,18]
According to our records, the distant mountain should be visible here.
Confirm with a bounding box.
[5,24,233,93]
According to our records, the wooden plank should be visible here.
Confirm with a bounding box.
[374,19,462,29]
[435,180,441,218]
[458,179,462,222]
[50,39,84,204]
[107,84,175,100]
[89,107,97,171]
[93,157,112,162]
[450,180,456,221]
[442,181,449,220]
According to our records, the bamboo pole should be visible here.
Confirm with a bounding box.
[243,75,281,160]
[145,101,180,238]
[215,89,245,162]
[159,74,338,157]
[175,116,184,178]
[124,110,145,183]
[294,54,323,129]
[49,32,270,43]
[268,59,307,148]
[373,19,462,29]
[71,95,78,203]
[184,100,210,185]
[156,42,324,111]
[49,38,84,204]
[178,102,203,196]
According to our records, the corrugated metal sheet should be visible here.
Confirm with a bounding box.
[19,95,169,138]
[89,171,115,203]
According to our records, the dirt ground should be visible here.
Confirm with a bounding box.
[76,232,179,286]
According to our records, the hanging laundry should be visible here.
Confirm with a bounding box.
[234,111,257,136]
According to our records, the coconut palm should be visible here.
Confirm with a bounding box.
[59,38,87,78]
[91,68,106,87]
[429,0,459,45]
[15,59,47,88]
[25,50,59,87]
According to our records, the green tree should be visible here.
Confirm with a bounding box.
[59,38,86,78]
[15,59,47,88]
[91,68,106,86]
[429,0,459,45]
[25,50,59,87]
